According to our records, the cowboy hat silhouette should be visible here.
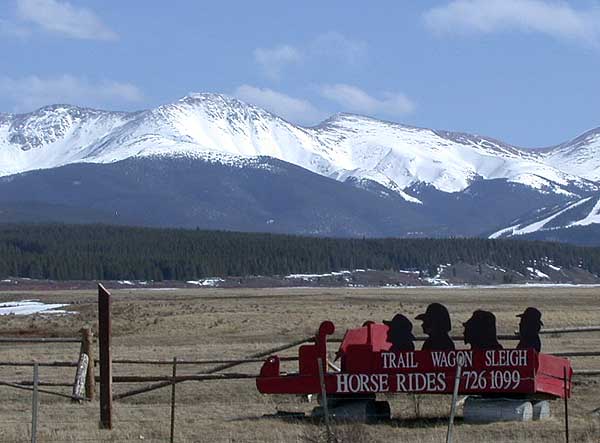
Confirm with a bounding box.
[416,303,455,350]
[517,307,543,326]
[516,307,543,352]
[463,310,503,350]
[383,313,416,351]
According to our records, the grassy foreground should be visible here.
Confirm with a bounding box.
[0,286,599,442]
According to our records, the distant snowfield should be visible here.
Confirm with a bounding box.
[0,300,71,315]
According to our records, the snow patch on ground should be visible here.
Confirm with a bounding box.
[0,300,70,315]
[117,280,134,285]
[186,278,225,287]
[526,267,550,279]
[285,270,352,280]
[423,265,450,286]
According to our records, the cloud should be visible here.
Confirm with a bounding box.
[253,32,367,79]
[423,0,600,45]
[320,84,415,117]
[0,75,143,112]
[233,85,326,125]
[310,31,367,64]
[16,0,117,40]
[253,45,302,79]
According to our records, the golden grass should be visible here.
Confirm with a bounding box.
[0,286,599,442]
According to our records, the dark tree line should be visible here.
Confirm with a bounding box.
[0,224,598,281]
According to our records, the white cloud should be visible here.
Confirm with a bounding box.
[233,85,326,125]
[253,32,367,79]
[0,75,143,112]
[310,31,367,64]
[423,0,600,45]
[253,45,302,79]
[16,0,117,40]
[320,84,415,117]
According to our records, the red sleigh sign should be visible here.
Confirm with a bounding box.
[256,320,572,399]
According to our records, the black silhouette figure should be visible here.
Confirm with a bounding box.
[463,310,503,350]
[416,303,455,351]
[383,314,415,351]
[516,307,543,352]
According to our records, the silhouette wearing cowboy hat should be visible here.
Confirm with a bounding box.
[383,314,415,352]
[516,307,543,352]
[416,303,455,351]
[463,310,503,350]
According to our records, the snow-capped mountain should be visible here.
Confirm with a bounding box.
[1,93,599,242]
[1,93,598,201]
[539,128,600,183]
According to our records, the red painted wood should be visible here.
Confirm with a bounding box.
[256,321,572,399]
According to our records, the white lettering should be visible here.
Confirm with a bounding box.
[396,373,407,391]
[336,374,349,393]
[432,351,473,368]
[437,372,447,391]
[486,350,529,367]
[381,352,419,369]
[335,374,392,393]
[348,374,360,392]
[379,374,389,392]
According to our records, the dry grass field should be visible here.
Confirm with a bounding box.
[0,286,599,442]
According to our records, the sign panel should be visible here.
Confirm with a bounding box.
[333,349,536,395]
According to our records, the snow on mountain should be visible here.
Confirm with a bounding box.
[311,114,593,195]
[489,194,600,238]
[539,128,600,183]
[0,105,132,176]
[0,93,599,202]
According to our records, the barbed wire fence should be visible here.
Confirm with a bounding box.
[1,331,600,442]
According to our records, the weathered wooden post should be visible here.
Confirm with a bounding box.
[170,357,177,443]
[317,357,335,443]
[446,355,464,443]
[80,327,95,400]
[98,283,113,429]
[563,367,569,443]
[72,353,89,401]
[31,363,39,443]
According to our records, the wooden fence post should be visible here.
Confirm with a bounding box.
[564,367,569,443]
[81,328,95,400]
[98,284,113,430]
[72,353,89,402]
[446,355,464,443]
[317,357,335,443]
[170,357,177,443]
[31,363,39,443]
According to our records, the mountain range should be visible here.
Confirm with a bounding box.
[1,93,599,244]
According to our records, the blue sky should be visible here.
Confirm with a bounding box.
[1,0,599,147]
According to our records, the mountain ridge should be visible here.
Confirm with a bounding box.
[0,93,599,243]
[1,93,598,199]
